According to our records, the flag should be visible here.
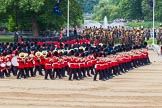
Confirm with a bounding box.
[53,0,62,16]
[149,0,153,8]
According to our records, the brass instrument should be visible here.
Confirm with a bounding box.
[19,52,26,59]
[42,51,47,57]
[25,53,28,58]
[35,51,42,58]
[18,52,26,63]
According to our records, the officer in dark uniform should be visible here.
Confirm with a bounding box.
[74,27,77,36]
[14,27,19,43]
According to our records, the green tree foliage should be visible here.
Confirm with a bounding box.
[92,0,162,22]
[0,0,83,37]
[8,15,15,32]
[82,0,99,13]
[0,13,8,29]
[92,0,120,21]
[142,0,153,21]
[119,0,143,19]
[142,0,162,22]
[156,0,162,22]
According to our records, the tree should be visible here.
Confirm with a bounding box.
[8,15,15,32]
[155,0,162,22]
[0,0,83,37]
[142,0,153,21]
[82,0,99,13]
[142,0,162,22]
[92,0,121,22]
[119,0,143,19]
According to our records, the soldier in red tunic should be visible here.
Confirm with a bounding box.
[68,57,79,80]
[17,53,26,79]
[33,52,43,76]
[93,60,105,81]
[44,57,54,80]
[33,51,45,76]
[26,54,34,77]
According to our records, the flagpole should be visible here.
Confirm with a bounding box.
[67,0,69,37]
[152,0,155,44]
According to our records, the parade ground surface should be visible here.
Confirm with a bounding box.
[0,50,162,108]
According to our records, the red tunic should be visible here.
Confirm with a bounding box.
[40,56,45,65]
[79,62,85,68]
[27,58,34,68]
[17,58,24,69]
[33,57,40,66]
[45,59,52,70]
[69,63,75,69]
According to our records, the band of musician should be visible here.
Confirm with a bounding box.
[0,40,150,81]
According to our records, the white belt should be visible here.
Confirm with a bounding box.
[45,64,51,65]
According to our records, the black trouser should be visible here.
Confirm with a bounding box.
[0,71,2,78]
[127,61,132,70]
[28,67,34,77]
[69,68,78,80]
[66,66,70,75]
[53,68,62,79]
[144,57,150,65]
[25,68,29,77]
[90,66,94,75]
[41,65,45,72]
[34,66,43,76]
[108,67,113,78]
[12,66,18,76]
[61,67,66,77]
[80,67,86,77]
[99,70,105,80]
[59,68,63,78]
[119,63,125,73]
[17,68,26,79]
[87,66,93,77]
[94,70,99,80]
[103,69,109,80]
[8,67,13,76]
[1,69,9,78]
[45,69,53,80]
[112,66,120,75]
[138,59,143,66]
[132,60,138,68]
[106,67,112,78]
[25,67,34,77]
[77,68,83,79]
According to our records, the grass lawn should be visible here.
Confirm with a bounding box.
[126,21,161,28]
[0,36,14,42]
[146,38,157,45]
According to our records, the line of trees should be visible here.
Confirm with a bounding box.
[0,0,83,37]
[92,0,162,22]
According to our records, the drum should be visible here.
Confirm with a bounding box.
[6,62,12,67]
[0,63,6,67]
[11,56,19,66]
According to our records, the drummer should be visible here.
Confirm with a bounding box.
[0,55,10,78]
[5,54,12,77]
[11,51,19,76]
